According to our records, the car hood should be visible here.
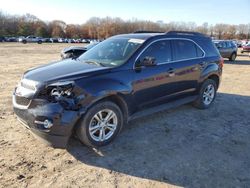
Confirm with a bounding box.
[23,59,110,83]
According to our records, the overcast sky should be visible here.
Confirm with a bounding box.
[0,0,249,25]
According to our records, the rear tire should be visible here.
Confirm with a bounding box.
[229,53,236,61]
[193,79,217,109]
[76,101,123,147]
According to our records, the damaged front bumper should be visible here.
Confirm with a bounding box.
[13,93,81,148]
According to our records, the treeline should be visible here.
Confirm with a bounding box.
[0,11,250,40]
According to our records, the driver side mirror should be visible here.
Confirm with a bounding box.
[139,56,157,67]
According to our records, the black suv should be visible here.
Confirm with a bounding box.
[13,31,223,148]
[213,40,237,61]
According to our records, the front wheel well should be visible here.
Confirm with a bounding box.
[88,95,129,124]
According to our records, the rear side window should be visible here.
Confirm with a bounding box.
[226,41,232,48]
[200,38,220,57]
[139,40,172,64]
[221,42,227,48]
[172,40,203,61]
[196,46,204,57]
[230,41,236,48]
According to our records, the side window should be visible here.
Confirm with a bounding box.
[140,40,172,64]
[196,46,204,57]
[222,42,227,48]
[172,40,202,60]
[226,41,231,48]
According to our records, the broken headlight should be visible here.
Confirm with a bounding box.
[48,81,75,109]
[50,81,74,98]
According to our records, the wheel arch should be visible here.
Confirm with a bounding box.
[200,62,221,89]
[84,93,129,124]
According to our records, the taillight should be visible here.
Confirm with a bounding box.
[219,57,224,68]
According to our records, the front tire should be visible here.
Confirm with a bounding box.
[193,79,217,109]
[76,101,123,147]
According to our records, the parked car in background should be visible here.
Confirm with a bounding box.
[49,38,59,43]
[58,38,65,43]
[6,37,18,42]
[19,36,43,44]
[241,43,250,53]
[81,39,90,43]
[43,38,51,43]
[0,36,6,42]
[66,38,77,43]
[241,40,249,47]
[213,40,237,61]
[236,40,243,48]
[61,42,99,59]
[13,31,223,148]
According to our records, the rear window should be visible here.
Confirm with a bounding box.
[172,40,204,61]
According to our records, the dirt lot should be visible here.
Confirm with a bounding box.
[0,43,250,188]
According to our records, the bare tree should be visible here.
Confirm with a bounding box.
[214,24,226,39]
[0,11,250,40]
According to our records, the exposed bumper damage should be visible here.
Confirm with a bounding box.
[13,94,80,148]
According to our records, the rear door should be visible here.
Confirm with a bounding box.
[226,41,236,56]
[219,42,228,57]
[169,39,204,96]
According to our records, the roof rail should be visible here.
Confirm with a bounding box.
[166,31,206,37]
[134,30,164,33]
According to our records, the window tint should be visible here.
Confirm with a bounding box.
[230,41,236,47]
[140,40,171,64]
[226,41,231,48]
[221,42,227,48]
[196,46,204,57]
[172,40,202,60]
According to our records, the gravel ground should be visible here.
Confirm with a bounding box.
[0,43,250,188]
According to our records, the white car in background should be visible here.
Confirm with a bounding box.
[19,36,43,44]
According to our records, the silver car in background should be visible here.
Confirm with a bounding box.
[213,40,237,61]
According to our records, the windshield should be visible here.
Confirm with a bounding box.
[78,38,144,67]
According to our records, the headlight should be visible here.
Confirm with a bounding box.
[46,81,76,109]
[48,81,74,98]
[41,80,85,110]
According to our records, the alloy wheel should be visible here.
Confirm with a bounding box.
[89,109,118,142]
[203,84,215,105]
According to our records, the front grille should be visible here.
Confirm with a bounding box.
[15,95,31,106]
